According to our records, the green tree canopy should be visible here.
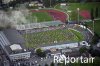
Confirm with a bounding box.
[36,48,46,57]
[79,47,87,54]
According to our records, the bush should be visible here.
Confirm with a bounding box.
[36,48,46,57]
[50,62,54,66]
[95,7,98,18]
[90,33,99,45]
[79,47,87,54]
[45,64,48,66]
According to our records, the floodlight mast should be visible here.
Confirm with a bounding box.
[35,16,37,23]
[93,20,95,36]
[67,11,72,21]
[77,8,80,24]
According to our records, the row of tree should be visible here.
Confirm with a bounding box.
[0,0,100,9]
[90,7,99,21]
[42,0,100,7]
[0,0,36,9]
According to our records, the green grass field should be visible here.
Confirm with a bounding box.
[55,2,100,21]
[26,12,53,23]
[23,29,84,48]
[69,29,84,41]
[85,20,100,37]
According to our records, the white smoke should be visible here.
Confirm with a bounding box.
[0,11,11,27]
[10,10,28,24]
[0,9,29,28]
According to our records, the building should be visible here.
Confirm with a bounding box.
[2,0,43,4]
[2,0,14,4]
[0,29,31,61]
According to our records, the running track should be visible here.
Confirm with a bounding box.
[31,9,67,22]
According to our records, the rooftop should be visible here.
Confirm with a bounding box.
[3,29,25,44]
[0,29,26,55]
[10,44,22,51]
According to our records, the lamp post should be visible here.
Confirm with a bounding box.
[77,8,80,24]
[67,10,72,21]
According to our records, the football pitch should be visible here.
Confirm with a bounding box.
[55,2,100,21]
[26,12,53,23]
[23,28,84,48]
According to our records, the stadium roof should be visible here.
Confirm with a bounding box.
[15,21,64,30]
[2,29,25,44]
[41,42,79,50]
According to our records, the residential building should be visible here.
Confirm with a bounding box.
[0,29,31,61]
[2,0,14,4]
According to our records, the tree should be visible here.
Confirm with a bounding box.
[95,7,98,18]
[90,8,94,20]
[90,33,99,45]
[45,63,48,66]
[90,8,95,36]
[38,64,41,66]
[36,48,46,57]
[57,63,61,66]
[8,1,17,8]
[43,0,56,7]
[0,0,3,5]
[67,0,78,3]
[36,48,42,56]
[79,47,87,54]
[0,27,5,30]
[93,57,100,66]
[50,62,54,66]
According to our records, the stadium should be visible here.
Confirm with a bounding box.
[10,2,99,49]
[13,8,93,49]
[1,1,100,66]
